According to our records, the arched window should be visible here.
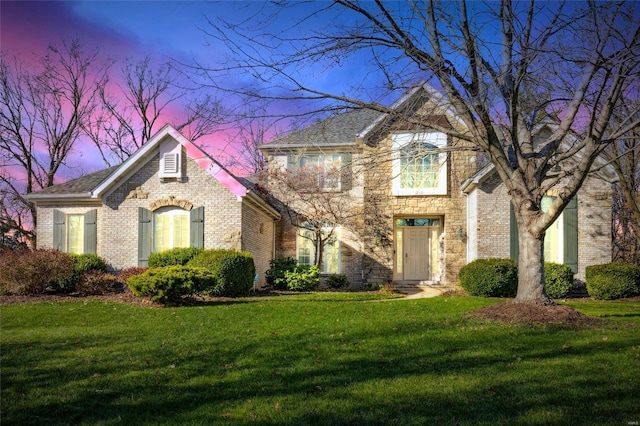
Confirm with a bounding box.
[392,133,447,195]
[153,207,190,252]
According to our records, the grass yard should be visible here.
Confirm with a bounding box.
[1,294,639,425]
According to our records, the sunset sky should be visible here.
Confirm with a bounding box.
[1,1,346,177]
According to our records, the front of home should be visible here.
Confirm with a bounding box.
[27,125,280,287]
[28,84,617,289]
[259,84,617,287]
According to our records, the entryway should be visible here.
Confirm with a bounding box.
[393,217,442,283]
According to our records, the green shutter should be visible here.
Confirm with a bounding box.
[341,153,352,191]
[563,197,578,273]
[510,202,519,262]
[83,209,97,255]
[287,155,296,171]
[53,209,65,251]
[190,206,204,248]
[138,207,152,267]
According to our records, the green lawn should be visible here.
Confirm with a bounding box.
[1,294,639,425]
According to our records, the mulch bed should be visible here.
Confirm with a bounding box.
[467,302,602,326]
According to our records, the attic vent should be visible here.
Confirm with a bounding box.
[159,152,181,179]
[163,153,179,173]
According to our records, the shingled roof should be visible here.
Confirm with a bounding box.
[260,108,381,150]
[28,166,119,197]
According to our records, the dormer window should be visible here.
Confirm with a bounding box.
[159,152,181,178]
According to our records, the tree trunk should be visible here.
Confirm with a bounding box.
[515,223,553,305]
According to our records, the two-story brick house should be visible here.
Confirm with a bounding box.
[259,83,617,287]
[28,84,616,289]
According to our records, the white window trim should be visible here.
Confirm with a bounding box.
[153,207,190,252]
[392,132,447,196]
[298,154,343,192]
[66,214,85,255]
[296,225,341,274]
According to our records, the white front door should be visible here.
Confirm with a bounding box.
[404,228,430,280]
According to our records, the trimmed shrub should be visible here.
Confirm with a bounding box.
[265,257,298,290]
[187,249,256,297]
[127,265,215,305]
[586,262,640,300]
[285,265,321,291]
[326,273,349,289]
[0,249,75,295]
[148,247,203,267]
[117,267,149,285]
[458,258,518,297]
[544,263,574,299]
[76,270,119,295]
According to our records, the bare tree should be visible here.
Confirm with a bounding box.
[263,156,362,271]
[0,41,109,246]
[603,95,640,264]
[85,56,224,165]
[200,1,640,304]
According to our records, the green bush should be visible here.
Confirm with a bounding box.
[187,249,256,297]
[127,266,215,305]
[458,258,518,297]
[326,273,349,289]
[148,247,203,267]
[76,271,119,296]
[265,257,298,290]
[544,263,574,299]
[285,265,321,291]
[586,262,640,300]
[0,249,75,295]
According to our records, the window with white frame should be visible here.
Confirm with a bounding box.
[297,223,341,273]
[392,133,447,195]
[153,207,190,252]
[66,214,85,254]
[541,196,563,264]
[298,154,343,191]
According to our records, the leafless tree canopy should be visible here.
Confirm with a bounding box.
[199,1,640,303]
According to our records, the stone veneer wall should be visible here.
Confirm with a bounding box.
[267,151,367,288]
[362,138,477,286]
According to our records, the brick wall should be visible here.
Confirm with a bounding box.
[241,201,276,288]
[36,146,273,272]
[474,171,613,281]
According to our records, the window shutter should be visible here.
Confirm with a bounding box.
[138,207,152,267]
[563,197,578,273]
[341,153,352,191]
[190,206,204,248]
[53,209,65,251]
[83,209,97,255]
[287,155,297,172]
[510,203,519,262]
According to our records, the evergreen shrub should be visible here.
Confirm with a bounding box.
[285,265,321,291]
[265,257,298,290]
[326,273,349,289]
[586,262,640,300]
[148,247,203,267]
[458,258,518,297]
[544,263,574,299]
[127,265,215,305]
[187,249,256,297]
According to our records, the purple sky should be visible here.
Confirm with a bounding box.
[1,1,335,178]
